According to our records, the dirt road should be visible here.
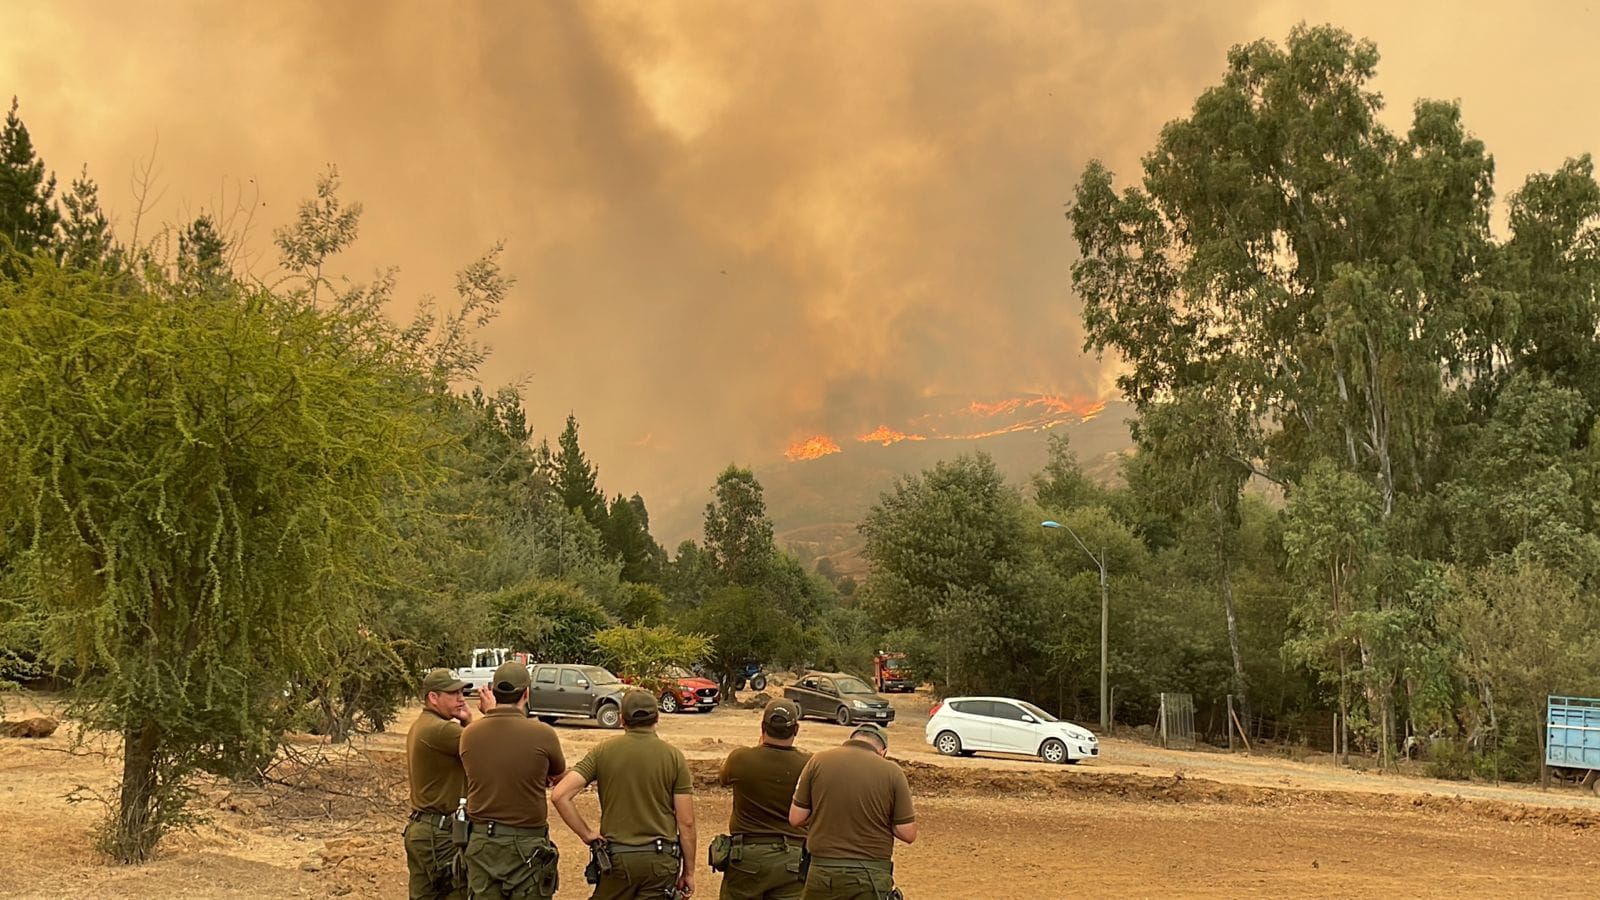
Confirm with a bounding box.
[2,691,1597,897]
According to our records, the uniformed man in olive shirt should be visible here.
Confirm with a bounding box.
[405,668,476,900]
[460,660,567,899]
[788,724,916,900]
[551,690,698,899]
[717,699,810,900]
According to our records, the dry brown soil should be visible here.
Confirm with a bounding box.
[2,689,1597,898]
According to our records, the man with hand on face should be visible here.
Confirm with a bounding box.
[714,699,810,899]
[788,723,916,900]
[459,661,567,900]
[405,668,476,900]
[551,690,698,899]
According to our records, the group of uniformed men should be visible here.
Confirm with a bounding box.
[406,662,917,900]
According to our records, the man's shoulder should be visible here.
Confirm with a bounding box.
[414,710,462,737]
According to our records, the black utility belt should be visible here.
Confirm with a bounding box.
[408,811,451,829]
[474,821,550,838]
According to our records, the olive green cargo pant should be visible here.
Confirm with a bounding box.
[719,840,804,900]
[800,858,898,900]
[404,818,467,900]
[592,845,682,900]
[464,825,559,900]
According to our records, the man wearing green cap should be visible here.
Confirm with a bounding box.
[714,699,810,899]
[405,668,476,899]
[788,723,916,900]
[551,689,698,899]
[459,660,567,899]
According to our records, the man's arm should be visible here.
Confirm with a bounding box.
[550,770,600,844]
[673,793,697,894]
[788,803,811,828]
[892,822,918,844]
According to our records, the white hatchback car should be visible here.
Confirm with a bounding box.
[925,696,1099,764]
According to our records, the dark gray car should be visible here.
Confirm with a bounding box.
[783,671,896,726]
[527,664,627,728]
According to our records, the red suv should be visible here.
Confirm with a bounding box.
[621,666,722,714]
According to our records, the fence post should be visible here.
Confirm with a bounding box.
[1538,699,1550,790]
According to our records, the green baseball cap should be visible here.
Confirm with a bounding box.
[622,689,660,725]
[421,668,468,696]
[491,661,531,693]
[850,722,889,748]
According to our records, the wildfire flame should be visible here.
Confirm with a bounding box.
[785,435,843,461]
[783,394,1107,461]
[857,425,927,446]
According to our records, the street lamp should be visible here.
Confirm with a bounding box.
[1041,520,1108,731]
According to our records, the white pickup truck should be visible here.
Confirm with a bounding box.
[450,647,533,695]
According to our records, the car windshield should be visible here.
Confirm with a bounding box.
[664,666,690,678]
[836,676,874,694]
[1017,701,1058,723]
[581,667,620,685]
[884,658,906,670]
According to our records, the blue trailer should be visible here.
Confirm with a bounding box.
[1546,696,1600,793]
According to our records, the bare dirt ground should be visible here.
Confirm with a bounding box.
[2,688,1598,898]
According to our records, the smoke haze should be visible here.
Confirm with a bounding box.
[5,1,1599,515]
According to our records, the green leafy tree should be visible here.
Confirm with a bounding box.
[592,623,710,681]
[487,580,613,663]
[860,453,1051,697]
[1125,389,1257,711]
[0,254,441,862]
[689,586,807,696]
[1440,557,1600,777]
[1283,462,1383,756]
[703,465,777,587]
[1032,434,1105,513]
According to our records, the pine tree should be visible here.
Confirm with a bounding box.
[0,97,61,264]
[58,166,117,270]
[177,214,228,294]
[555,413,606,527]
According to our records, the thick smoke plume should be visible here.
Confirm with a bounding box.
[5,1,1599,507]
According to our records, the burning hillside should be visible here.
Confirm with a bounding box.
[786,393,1106,462]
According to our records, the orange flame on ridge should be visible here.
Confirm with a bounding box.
[785,435,842,461]
[857,425,927,446]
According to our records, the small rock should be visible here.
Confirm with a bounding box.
[300,859,322,873]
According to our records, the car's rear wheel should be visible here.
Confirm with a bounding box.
[597,703,621,729]
[934,730,963,756]
[659,692,680,714]
[750,674,768,692]
[1040,738,1068,765]
[835,705,852,726]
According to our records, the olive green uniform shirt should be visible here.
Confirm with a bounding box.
[719,744,809,837]
[459,707,566,828]
[572,729,692,844]
[792,741,915,860]
[407,708,467,815]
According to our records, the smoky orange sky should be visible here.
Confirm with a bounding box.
[5,1,1600,511]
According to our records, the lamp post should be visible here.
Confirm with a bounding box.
[1041,520,1108,731]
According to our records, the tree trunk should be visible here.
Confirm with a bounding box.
[1220,563,1249,718]
[113,719,164,863]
